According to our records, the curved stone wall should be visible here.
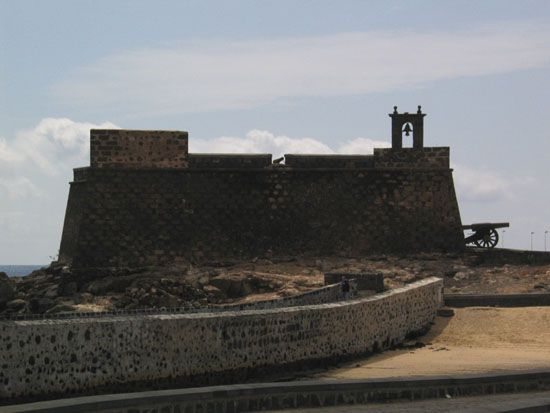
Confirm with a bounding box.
[0,278,442,401]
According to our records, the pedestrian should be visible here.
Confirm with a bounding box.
[341,276,350,299]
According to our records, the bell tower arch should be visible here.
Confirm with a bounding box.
[389,105,426,149]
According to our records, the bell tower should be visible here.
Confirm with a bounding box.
[389,105,426,149]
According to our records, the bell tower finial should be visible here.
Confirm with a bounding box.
[389,105,427,149]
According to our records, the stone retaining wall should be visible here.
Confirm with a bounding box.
[0,278,442,401]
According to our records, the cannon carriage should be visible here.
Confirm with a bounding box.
[462,222,509,249]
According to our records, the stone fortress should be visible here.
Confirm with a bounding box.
[1,107,453,402]
[58,106,464,269]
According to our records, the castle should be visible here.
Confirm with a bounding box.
[58,106,464,268]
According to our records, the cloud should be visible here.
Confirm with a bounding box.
[1,118,118,176]
[190,129,389,158]
[0,177,41,200]
[53,22,550,115]
[453,163,536,202]
[0,118,118,203]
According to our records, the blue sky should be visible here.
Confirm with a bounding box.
[1,0,549,263]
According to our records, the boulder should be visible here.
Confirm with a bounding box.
[210,274,256,298]
[46,303,75,314]
[6,299,27,311]
[0,271,9,280]
[58,281,78,296]
[437,307,455,317]
[29,297,55,313]
[86,275,138,295]
[157,293,180,308]
[0,278,15,307]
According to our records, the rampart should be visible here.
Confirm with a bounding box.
[58,126,463,268]
[0,277,443,401]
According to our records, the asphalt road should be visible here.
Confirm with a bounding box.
[258,390,550,413]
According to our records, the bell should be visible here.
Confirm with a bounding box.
[402,123,412,136]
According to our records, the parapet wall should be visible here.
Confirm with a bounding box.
[90,129,189,169]
[373,147,450,169]
[0,278,443,401]
[188,153,272,169]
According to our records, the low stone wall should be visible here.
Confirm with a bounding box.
[222,283,345,312]
[445,293,550,308]
[0,278,442,402]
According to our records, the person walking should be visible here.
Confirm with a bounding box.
[341,276,350,299]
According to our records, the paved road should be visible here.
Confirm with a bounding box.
[258,390,550,413]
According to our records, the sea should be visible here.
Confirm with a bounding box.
[0,265,46,277]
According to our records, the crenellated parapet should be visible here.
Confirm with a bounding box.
[90,129,188,169]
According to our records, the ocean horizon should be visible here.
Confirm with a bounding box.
[0,265,47,277]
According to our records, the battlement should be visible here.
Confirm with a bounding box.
[284,154,375,168]
[87,129,449,172]
[188,153,272,169]
[374,147,450,169]
[90,129,188,169]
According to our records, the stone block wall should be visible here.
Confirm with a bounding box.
[373,147,450,169]
[0,278,442,401]
[284,154,375,168]
[58,166,463,267]
[188,154,272,169]
[90,129,189,169]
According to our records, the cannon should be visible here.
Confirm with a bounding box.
[462,222,509,249]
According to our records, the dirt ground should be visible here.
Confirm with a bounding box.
[2,248,550,314]
[314,307,550,379]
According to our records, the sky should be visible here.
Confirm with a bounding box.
[1,0,549,264]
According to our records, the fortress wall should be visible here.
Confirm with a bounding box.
[90,130,189,169]
[188,153,273,169]
[374,147,450,169]
[60,165,463,268]
[0,278,442,401]
[284,154,375,168]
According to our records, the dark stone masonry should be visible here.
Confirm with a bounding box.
[58,107,464,268]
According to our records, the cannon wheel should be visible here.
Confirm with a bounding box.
[474,229,499,249]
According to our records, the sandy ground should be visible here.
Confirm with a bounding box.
[314,307,550,379]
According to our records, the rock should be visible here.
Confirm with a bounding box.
[87,275,138,295]
[210,275,252,298]
[203,285,223,296]
[0,278,15,307]
[0,271,9,280]
[454,271,469,281]
[437,307,455,317]
[29,297,55,313]
[157,293,180,308]
[43,285,60,298]
[58,281,78,296]
[46,303,75,314]
[6,299,27,311]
